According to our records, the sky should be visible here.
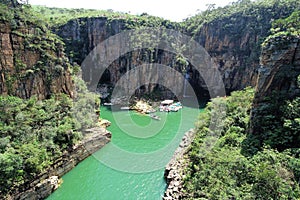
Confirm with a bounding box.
[27,0,237,22]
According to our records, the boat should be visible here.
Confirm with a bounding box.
[149,114,161,120]
[145,108,156,114]
[120,106,131,110]
[169,102,182,112]
[159,100,182,112]
[159,100,173,112]
[103,102,113,106]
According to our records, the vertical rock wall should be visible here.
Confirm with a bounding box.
[0,20,74,99]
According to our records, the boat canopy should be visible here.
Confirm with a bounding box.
[161,100,174,105]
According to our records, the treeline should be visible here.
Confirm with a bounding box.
[31,5,179,29]
[183,0,300,35]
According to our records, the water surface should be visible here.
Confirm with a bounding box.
[47,105,199,200]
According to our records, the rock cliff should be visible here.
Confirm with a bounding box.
[190,7,298,92]
[55,3,299,98]
[163,129,195,200]
[56,17,197,100]
[250,35,300,142]
[255,36,300,100]
[0,6,73,99]
[192,16,262,91]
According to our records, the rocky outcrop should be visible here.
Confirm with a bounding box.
[250,35,300,135]
[255,36,300,100]
[16,176,60,200]
[163,129,195,200]
[7,127,111,200]
[0,19,74,99]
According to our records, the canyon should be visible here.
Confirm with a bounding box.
[0,0,299,199]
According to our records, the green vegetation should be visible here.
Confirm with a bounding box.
[31,5,130,27]
[31,5,178,29]
[0,3,13,21]
[0,72,100,195]
[0,1,100,196]
[0,2,47,30]
[182,88,300,199]
[183,0,300,35]
[262,10,300,46]
[1,0,300,198]
[272,10,300,35]
[0,95,76,193]
[248,82,300,153]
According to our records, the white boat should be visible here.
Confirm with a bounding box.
[159,100,182,112]
[149,114,161,120]
[120,106,131,110]
[160,100,173,112]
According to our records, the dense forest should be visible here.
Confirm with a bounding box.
[0,0,299,199]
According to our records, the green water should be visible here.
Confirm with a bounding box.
[47,105,199,200]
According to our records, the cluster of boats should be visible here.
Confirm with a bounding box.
[149,100,183,121]
[103,99,182,121]
[159,100,182,112]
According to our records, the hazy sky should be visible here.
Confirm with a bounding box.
[27,0,237,22]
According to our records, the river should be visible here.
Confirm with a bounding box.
[47,103,200,200]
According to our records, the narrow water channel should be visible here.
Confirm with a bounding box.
[47,103,200,200]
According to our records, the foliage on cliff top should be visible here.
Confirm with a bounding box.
[0,2,13,21]
[0,2,46,29]
[0,2,64,57]
[182,87,300,199]
[262,10,300,47]
[183,0,300,35]
[31,5,130,27]
[31,5,178,29]
[272,10,300,35]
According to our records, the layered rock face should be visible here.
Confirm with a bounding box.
[251,35,300,135]
[192,18,260,91]
[255,36,300,100]
[0,20,73,99]
[56,18,193,99]
[191,11,294,92]
[55,14,284,97]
